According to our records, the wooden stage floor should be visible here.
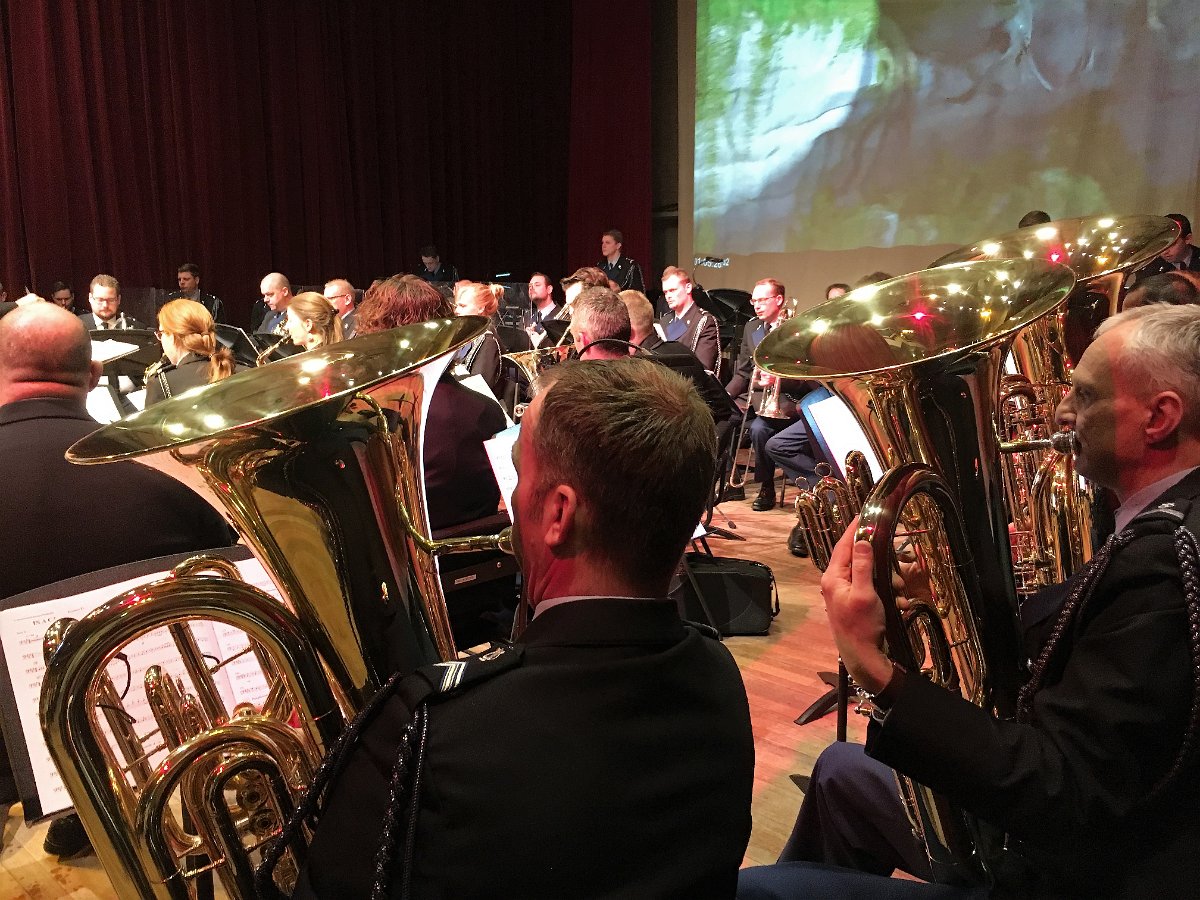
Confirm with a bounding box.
[0,491,855,897]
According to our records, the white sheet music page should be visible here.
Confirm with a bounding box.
[0,556,283,818]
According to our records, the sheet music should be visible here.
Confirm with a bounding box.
[0,557,283,818]
[483,424,520,521]
[90,338,139,364]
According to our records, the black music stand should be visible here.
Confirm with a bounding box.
[216,324,265,368]
[90,329,163,417]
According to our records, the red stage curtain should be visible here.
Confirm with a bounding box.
[0,1,574,322]
[565,0,654,281]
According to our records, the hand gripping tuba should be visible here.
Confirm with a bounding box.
[756,259,1076,885]
[42,317,511,898]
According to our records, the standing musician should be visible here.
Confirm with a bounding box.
[598,228,646,292]
[739,303,1200,899]
[726,278,817,511]
[269,358,754,899]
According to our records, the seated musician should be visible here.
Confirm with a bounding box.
[726,278,816,511]
[452,282,504,393]
[355,274,506,531]
[276,358,754,898]
[145,299,238,405]
[739,303,1200,899]
[576,285,732,430]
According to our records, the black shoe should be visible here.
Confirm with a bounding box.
[752,487,777,511]
[44,813,92,859]
[721,484,745,502]
[787,522,810,557]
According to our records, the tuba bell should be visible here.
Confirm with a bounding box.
[929,214,1179,591]
[757,259,1077,884]
[41,317,513,898]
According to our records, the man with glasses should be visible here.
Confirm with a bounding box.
[78,274,144,330]
[324,278,357,339]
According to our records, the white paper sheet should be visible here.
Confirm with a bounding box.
[0,557,282,818]
[483,424,520,522]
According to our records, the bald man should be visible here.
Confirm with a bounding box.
[324,278,357,339]
[0,304,235,857]
[256,272,293,334]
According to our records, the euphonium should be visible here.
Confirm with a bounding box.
[794,453,875,571]
[756,260,1077,885]
[42,318,512,899]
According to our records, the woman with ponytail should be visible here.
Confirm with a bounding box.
[145,299,237,405]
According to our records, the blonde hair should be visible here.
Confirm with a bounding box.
[619,290,655,338]
[157,299,234,383]
[290,291,344,347]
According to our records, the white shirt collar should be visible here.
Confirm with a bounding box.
[1114,466,1199,534]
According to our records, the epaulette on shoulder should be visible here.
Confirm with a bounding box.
[681,619,722,641]
[407,643,525,702]
[1128,498,1192,532]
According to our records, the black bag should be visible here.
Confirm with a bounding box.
[672,552,780,636]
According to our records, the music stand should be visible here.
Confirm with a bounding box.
[0,545,265,823]
[245,331,300,364]
[90,329,162,418]
[216,324,266,368]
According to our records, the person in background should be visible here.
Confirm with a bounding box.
[168,262,224,323]
[285,291,344,351]
[145,299,238,405]
[452,282,504,393]
[356,275,505,530]
[418,245,460,283]
[598,228,645,292]
[323,278,357,338]
[49,281,75,311]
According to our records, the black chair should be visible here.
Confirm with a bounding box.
[432,512,520,649]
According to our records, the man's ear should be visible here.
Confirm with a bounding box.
[1146,390,1184,444]
[540,483,578,550]
[87,359,103,391]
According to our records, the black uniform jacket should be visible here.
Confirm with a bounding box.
[295,598,755,899]
[868,468,1200,898]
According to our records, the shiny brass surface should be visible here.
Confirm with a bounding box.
[757,260,1078,885]
[503,344,572,419]
[44,318,520,898]
[40,576,342,900]
[929,213,1178,316]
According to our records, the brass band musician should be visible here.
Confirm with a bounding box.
[739,303,1200,899]
[726,278,817,511]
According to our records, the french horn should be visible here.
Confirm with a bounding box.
[41,317,512,899]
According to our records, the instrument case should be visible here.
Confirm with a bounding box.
[672,552,779,636]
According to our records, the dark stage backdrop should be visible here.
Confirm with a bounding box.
[0,1,653,324]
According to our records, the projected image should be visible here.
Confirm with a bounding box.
[695,1,1200,255]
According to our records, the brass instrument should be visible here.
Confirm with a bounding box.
[794,452,875,571]
[757,259,1077,885]
[42,317,516,899]
[254,334,290,366]
[727,308,796,490]
[930,214,1178,592]
[502,344,572,419]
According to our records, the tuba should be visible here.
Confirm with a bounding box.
[929,214,1179,591]
[757,259,1077,884]
[41,318,513,899]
